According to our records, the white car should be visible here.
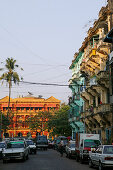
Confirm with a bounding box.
[89,145,113,170]
[2,140,29,163]
[26,140,36,154]
[0,142,6,159]
[65,140,76,158]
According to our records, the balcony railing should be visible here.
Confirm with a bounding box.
[97,71,109,80]
[94,104,110,114]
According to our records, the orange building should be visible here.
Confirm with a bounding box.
[0,95,60,138]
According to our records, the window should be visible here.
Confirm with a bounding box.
[103,146,113,154]
[26,107,29,110]
[84,139,101,148]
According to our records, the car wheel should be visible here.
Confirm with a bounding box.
[80,157,84,164]
[22,155,26,162]
[66,153,68,158]
[26,154,29,160]
[3,159,7,164]
[89,159,93,168]
[68,154,71,159]
[99,162,103,170]
[76,155,79,162]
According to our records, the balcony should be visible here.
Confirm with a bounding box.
[97,71,109,88]
[97,71,109,80]
[89,49,96,59]
[80,109,91,119]
[97,40,109,55]
[94,104,111,115]
[69,79,73,85]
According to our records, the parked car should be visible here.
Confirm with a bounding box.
[0,142,6,159]
[26,140,36,154]
[89,145,113,170]
[2,140,29,163]
[36,135,48,150]
[65,140,76,158]
[53,138,61,150]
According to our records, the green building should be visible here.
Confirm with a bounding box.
[69,52,84,139]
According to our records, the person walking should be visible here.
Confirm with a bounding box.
[59,140,64,157]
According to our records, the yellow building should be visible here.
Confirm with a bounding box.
[77,4,113,144]
[0,95,60,138]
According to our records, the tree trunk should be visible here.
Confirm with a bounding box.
[7,81,11,117]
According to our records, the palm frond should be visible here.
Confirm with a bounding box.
[12,72,20,84]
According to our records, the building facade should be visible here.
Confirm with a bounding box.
[69,52,84,139]
[0,95,60,138]
[69,0,113,144]
[104,26,113,142]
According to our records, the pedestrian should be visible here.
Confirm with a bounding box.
[59,140,64,157]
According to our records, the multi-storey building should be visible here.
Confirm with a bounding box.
[80,4,113,144]
[104,26,113,142]
[69,52,84,139]
[0,95,60,138]
[69,0,113,144]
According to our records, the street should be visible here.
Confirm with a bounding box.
[0,149,91,170]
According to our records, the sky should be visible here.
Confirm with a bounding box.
[0,0,107,103]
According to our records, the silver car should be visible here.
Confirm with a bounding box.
[89,145,113,170]
[0,142,6,159]
[2,140,29,163]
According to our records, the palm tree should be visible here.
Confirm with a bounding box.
[0,57,23,116]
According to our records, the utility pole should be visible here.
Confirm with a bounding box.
[0,111,2,141]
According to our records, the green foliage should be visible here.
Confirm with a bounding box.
[0,111,10,132]
[48,104,72,137]
[0,57,22,84]
[0,57,23,115]
[26,111,52,133]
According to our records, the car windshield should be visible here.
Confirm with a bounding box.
[84,139,100,148]
[26,141,34,145]
[0,143,6,148]
[70,143,75,148]
[103,146,113,154]
[63,140,67,145]
[7,142,24,148]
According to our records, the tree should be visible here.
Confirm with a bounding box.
[27,111,52,135]
[48,105,72,137]
[0,111,10,138]
[27,114,41,133]
[0,57,23,116]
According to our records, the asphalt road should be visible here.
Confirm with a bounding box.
[0,149,92,170]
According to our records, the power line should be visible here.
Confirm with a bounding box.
[1,79,86,87]
[19,62,68,67]
[19,80,86,87]
[20,80,68,87]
